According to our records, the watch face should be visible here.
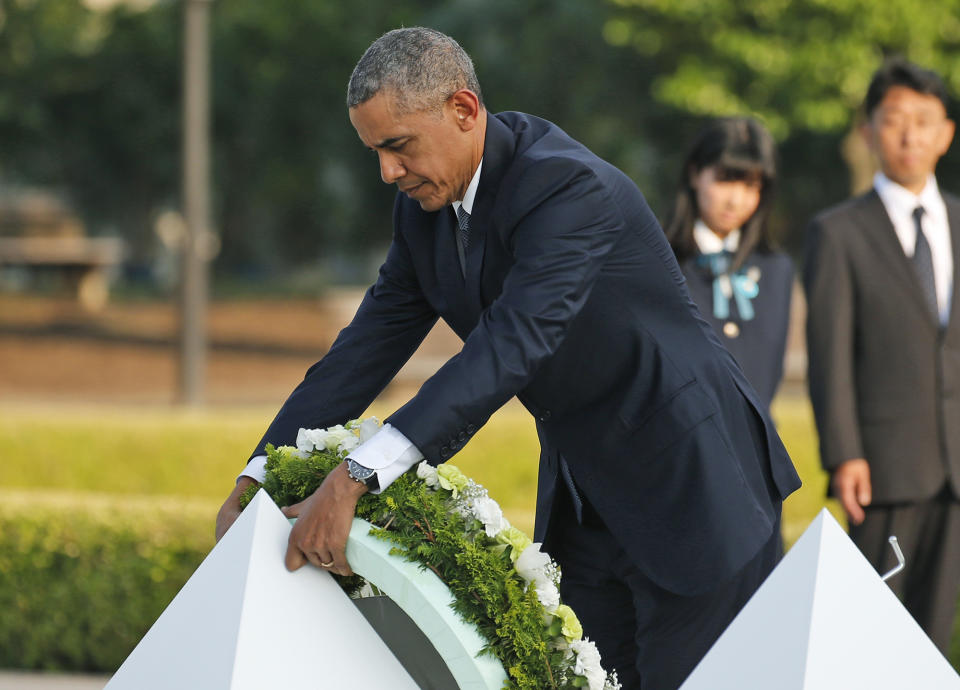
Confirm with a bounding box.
[348,460,374,481]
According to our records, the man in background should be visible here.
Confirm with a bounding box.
[805,58,960,652]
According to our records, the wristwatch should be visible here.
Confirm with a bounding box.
[345,458,379,491]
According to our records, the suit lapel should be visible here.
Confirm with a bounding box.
[853,190,940,327]
[462,115,515,318]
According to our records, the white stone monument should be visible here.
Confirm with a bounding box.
[680,508,960,689]
[105,490,418,689]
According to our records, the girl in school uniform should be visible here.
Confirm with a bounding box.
[666,117,793,409]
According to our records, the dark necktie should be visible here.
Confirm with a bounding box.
[455,205,470,277]
[912,206,939,322]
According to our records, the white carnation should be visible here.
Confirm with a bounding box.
[471,496,506,537]
[515,543,552,583]
[324,425,353,451]
[571,639,606,690]
[416,461,440,488]
[296,428,329,453]
[533,579,560,612]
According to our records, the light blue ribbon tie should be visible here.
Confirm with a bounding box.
[698,251,758,322]
[731,273,758,321]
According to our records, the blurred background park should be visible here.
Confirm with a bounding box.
[3,0,960,680]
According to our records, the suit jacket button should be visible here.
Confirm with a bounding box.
[466,424,477,434]
[540,410,552,421]
[458,431,468,441]
[439,446,450,459]
[722,321,740,338]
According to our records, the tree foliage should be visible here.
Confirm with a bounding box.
[6,0,960,279]
[605,0,960,138]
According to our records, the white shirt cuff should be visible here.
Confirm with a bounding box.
[348,423,423,493]
[239,455,267,484]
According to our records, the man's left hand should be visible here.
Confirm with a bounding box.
[282,462,367,576]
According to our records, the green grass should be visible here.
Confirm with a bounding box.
[2,394,830,542]
[772,395,847,546]
[0,400,542,534]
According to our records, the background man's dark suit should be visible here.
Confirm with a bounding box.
[805,189,960,649]
[256,111,801,685]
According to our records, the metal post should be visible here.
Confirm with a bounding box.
[179,0,213,406]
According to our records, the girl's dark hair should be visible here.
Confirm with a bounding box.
[665,117,778,271]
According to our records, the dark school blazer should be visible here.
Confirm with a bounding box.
[680,250,794,409]
[253,111,801,596]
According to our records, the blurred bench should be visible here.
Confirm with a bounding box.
[0,236,126,310]
[0,190,126,311]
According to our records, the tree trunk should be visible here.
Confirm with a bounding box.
[841,124,877,196]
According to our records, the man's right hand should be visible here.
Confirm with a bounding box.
[215,476,259,542]
[832,458,872,525]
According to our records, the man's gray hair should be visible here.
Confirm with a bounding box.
[346,27,483,114]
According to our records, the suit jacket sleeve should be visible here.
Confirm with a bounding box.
[804,216,863,470]
[249,200,438,458]
[388,157,632,463]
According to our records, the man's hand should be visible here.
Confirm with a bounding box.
[282,462,367,576]
[832,458,872,525]
[216,475,259,542]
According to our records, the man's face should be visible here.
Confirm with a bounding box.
[349,90,476,212]
[864,85,955,193]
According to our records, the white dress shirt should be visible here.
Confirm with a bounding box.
[693,220,740,254]
[874,172,953,324]
[240,160,485,491]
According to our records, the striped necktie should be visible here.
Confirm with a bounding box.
[454,206,470,277]
[456,205,471,252]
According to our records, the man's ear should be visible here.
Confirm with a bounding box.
[449,89,482,130]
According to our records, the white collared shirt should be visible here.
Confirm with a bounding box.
[693,220,740,254]
[874,172,953,324]
[241,160,486,491]
[453,159,483,217]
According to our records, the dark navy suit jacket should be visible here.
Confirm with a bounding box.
[679,251,793,408]
[253,112,801,596]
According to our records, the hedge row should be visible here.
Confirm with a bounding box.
[0,490,215,672]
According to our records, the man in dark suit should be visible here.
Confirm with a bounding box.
[217,28,800,688]
[805,58,960,652]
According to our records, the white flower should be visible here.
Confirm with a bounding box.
[514,543,561,612]
[324,425,353,452]
[416,461,440,488]
[533,579,560,612]
[515,543,552,582]
[296,427,329,453]
[357,417,381,442]
[470,496,506,537]
[570,639,607,690]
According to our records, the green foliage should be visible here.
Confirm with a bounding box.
[0,406,271,499]
[0,489,213,672]
[245,442,603,689]
[606,0,960,138]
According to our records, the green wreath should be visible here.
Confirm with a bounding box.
[240,418,619,690]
